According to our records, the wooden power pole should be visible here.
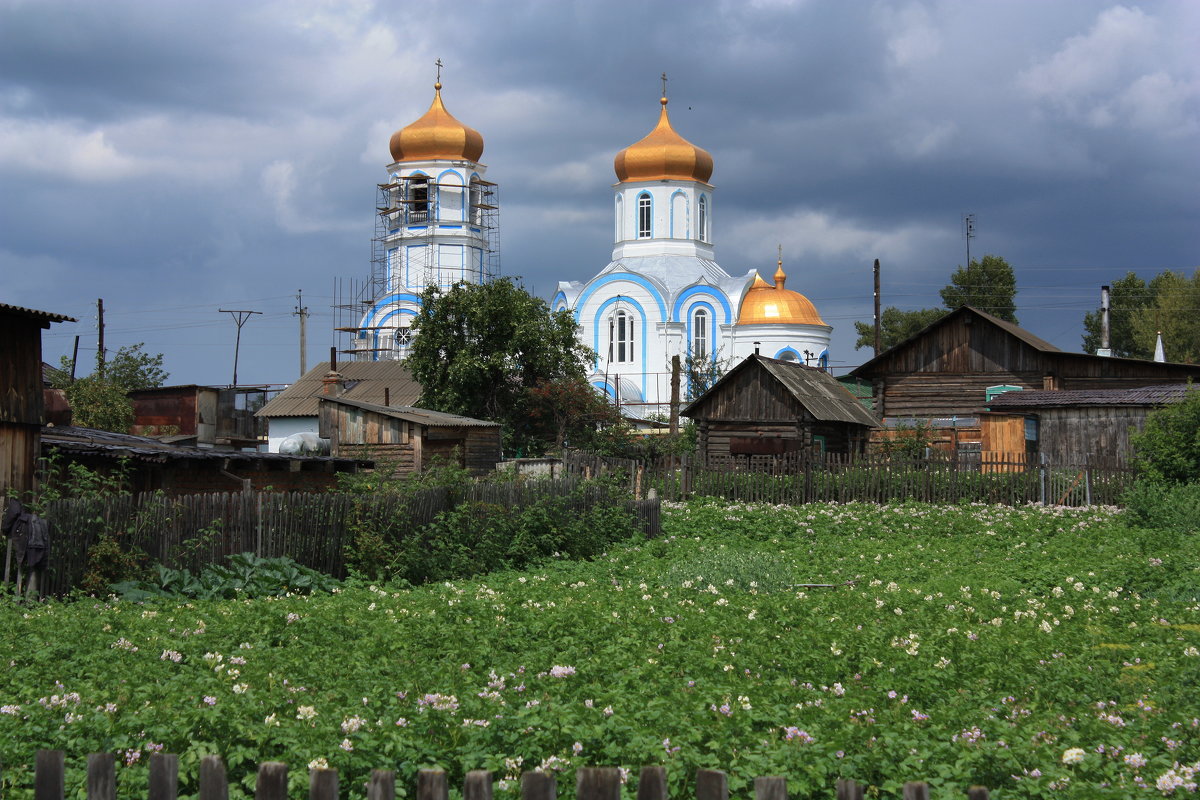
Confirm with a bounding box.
[96,298,106,375]
[873,259,881,357]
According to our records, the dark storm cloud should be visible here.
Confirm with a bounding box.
[2,0,1197,384]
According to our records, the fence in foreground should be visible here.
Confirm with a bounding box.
[24,750,995,800]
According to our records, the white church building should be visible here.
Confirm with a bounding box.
[346,76,499,360]
[553,91,832,417]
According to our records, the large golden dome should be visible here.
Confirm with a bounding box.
[614,96,713,183]
[737,264,827,326]
[389,82,484,163]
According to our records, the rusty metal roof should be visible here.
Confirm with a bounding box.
[987,384,1199,409]
[256,361,421,418]
[41,425,369,467]
[683,355,880,427]
[1,303,77,324]
[323,397,500,428]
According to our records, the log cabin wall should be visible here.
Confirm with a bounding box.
[858,311,1200,419]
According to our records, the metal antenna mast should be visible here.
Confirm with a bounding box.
[219,309,262,386]
[963,213,976,266]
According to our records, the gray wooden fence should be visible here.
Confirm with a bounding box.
[35,478,660,596]
[26,751,994,800]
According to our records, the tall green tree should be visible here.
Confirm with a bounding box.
[407,279,593,455]
[1080,272,1154,359]
[939,254,1018,323]
[853,307,947,352]
[54,343,169,432]
[1080,269,1200,363]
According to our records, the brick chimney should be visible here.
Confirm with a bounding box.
[321,370,346,397]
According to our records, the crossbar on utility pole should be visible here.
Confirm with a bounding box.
[293,290,309,378]
[219,309,262,387]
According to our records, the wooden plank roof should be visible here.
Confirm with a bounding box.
[1,302,76,324]
[683,354,880,427]
[256,361,421,418]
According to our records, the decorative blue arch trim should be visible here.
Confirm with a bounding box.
[371,308,418,358]
[669,189,689,239]
[590,378,643,403]
[436,169,465,219]
[672,285,732,324]
[818,348,829,370]
[685,301,718,358]
[551,290,568,312]
[573,272,667,322]
[591,294,648,399]
[774,346,802,362]
[364,292,423,323]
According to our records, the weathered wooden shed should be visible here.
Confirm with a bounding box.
[682,354,879,465]
[983,383,1197,463]
[319,397,502,476]
[0,303,76,499]
[129,385,267,448]
[850,306,1200,421]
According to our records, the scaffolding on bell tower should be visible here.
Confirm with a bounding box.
[334,173,501,361]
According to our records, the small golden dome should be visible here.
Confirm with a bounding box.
[736,264,827,326]
[614,96,713,183]
[389,82,484,163]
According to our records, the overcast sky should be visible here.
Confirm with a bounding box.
[3,0,1198,386]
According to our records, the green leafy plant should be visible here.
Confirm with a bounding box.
[109,552,340,601]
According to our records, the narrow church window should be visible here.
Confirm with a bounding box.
[637,193,652,238]
[698,195,709,242]
[609,310,635,363]
[409,176,430,223]
[469,178,483,224]
[692,308,709,359]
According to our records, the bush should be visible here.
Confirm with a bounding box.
[1131,385,1200,484]
[1122,479,1200,533]
[108,552,340,601]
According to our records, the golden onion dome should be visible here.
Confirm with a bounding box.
[614,96,713,183]
[389,82,484,163]
[736,264,827,326]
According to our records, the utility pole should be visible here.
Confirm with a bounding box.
[963,213,976,267]
[293,290,309,377]
[96,298,106,376]
[219,309,262,387]
[669,355,681,435]
[873,259,881,357]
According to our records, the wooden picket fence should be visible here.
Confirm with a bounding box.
[24,751,995,800]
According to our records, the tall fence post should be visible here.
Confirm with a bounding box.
[148,753,178,800]
[87,753,116,800]
[902,782,929,800]
[463,771,492,800]
[696,770,728,800]
[1039,452,1048,506]
[835,779,863,800]
[754,776,786,800]
[310,767,338,800]
[418,770,448,800]
[577,768,621,800]
[199,755,228,800]
[521,770,556,800]
[256,762,288,800]
[34,750,64,800]
[636,767,667,800]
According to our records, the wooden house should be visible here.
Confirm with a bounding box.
[256,361,420,452]
[129,385,268,449]
[983,383,1197,463]
[1,303,75,499]
[850,306,1200,424]
[682,354,879,466]
[319,397,502,476]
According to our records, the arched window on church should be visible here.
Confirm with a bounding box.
[698,195,709,242]
[637,193,652,239]
[692,308,709,360]
[408,176,430,223]
[469,178,483,225]
[609,310,635,363]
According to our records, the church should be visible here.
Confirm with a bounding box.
[345,75,832,418]
[553,87,832,417]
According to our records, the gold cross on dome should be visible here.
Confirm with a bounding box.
[661,72,668,97]
[435,58,444,83]
[778,243,783,266]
